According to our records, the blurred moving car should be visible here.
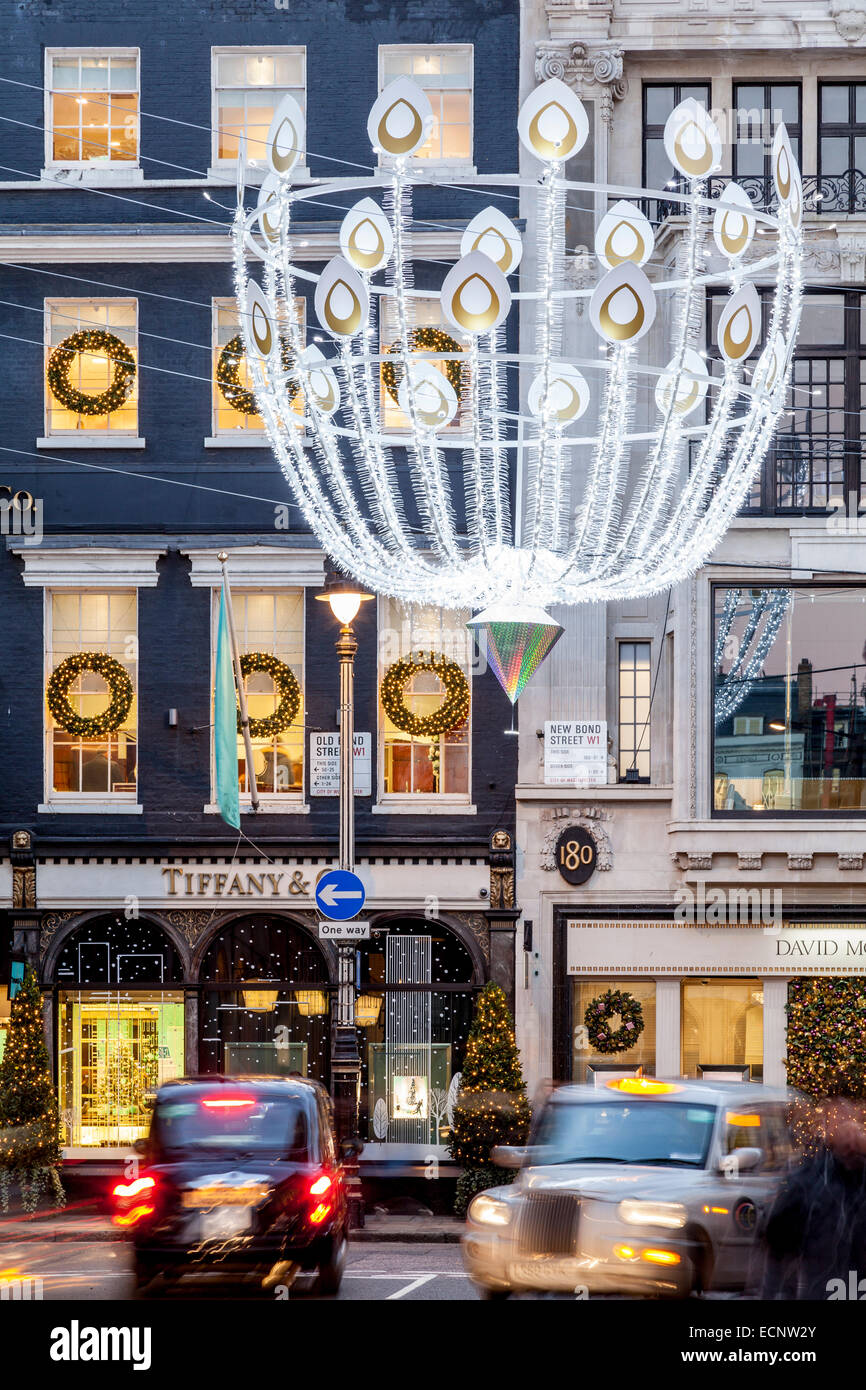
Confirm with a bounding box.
[462,1078,797,1299]
[110,1075,352,1295]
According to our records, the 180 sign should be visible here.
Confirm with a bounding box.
[554,825,597,885]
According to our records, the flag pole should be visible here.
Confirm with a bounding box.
[218,551,260,813]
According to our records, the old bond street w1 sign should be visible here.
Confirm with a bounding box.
[544,721,607,787]
[310,732,371,796]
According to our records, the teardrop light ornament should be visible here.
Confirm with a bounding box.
[664,99,721,180]
[440,252,511,337]
[339,198,393,273]
[590,262,656,346]
[241,280,277,375]
[595,201,655,270]
[314,256,369,339]
[517,77,589,164]
[655,347,709,419]
[298,344,341,416]
[397,359,458,432]
[751,330,785,400]
[461,206,523,275]
[717,283,761,365]
[527,362,590,425]
[256,172,283,246]
[713,182,756,260]
[772,123,796,206]
[367,76,433,158]
[266,92,305,179]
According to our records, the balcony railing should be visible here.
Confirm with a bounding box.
[648,170,866,224]
[689,433,855,515]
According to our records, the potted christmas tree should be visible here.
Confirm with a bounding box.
[0,967,64,1213]
[449,982,530,1216]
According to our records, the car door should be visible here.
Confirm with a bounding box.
[710,1104,789,1289]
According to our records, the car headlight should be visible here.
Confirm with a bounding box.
[468,1193,512,1227]
[618,1199,687,1230]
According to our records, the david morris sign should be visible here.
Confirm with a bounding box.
[544,721,607,787]
[566,922,866,975]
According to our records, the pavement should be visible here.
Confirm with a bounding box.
[0,1203,464,1245]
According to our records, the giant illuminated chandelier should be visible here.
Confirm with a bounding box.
[232,77,802,679]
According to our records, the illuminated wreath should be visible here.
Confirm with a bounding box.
[585,989,645,1056]
[46,330,136,417]
[380,650,470,738]
[216,334,298,418]
[46,652,134,737]
[381,327,465,407]
[238,652,301,738]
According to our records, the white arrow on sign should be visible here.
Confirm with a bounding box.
[318,883,364,908]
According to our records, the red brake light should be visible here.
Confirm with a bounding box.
[113,1204,156,1228]
[310,1174,332,1196]
[112,1175,155,1201]
[310,1203,332,1226]
[201,1096,256,1110]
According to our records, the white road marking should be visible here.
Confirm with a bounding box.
[385,1273,439,1300]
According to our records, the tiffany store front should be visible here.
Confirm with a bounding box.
[41,907,482,1162]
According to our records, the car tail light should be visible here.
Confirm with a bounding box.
[310,1174,333,1197]
[309,1203,332,1226]
[201,1096,256,1110]
[111,1174,158,1228]
[112,1175,156,1201]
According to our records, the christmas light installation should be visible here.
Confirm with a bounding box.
[231,79,803,698]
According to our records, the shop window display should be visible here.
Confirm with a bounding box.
[571,980,656,1083]
[681,979,764,1080]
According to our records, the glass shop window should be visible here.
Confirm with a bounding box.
[572,980,656,1083]
[681,979,764,1080]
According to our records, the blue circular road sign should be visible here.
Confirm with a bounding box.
[315,868,367,921]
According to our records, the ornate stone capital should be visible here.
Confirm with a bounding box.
[830,0,866,42]
[534,43,627,126]
[837,233,866,283]
[838,853,864,871]
[738,853,763,871]
[787,853,814,872]
[686,853,714,872]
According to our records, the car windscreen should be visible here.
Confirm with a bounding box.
[151,1093,308,1160]
[532,1101,717,1168]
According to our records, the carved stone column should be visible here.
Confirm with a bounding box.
[10,829,40,971]
[487,830,520,1012]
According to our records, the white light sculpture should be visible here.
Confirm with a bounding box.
[232,80,803,619]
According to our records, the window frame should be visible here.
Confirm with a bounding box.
[377,44,474,167]
[711,580,866,819]
[209,296,307,442]
[207,586,308,814]
[209,45,307,176]
[43,587,140,812]
[43,297,140,442]
[617,639,652,783]
[376,596,475,813]
[44,48,141,174]
[818,80,866,213]
[641,80,712,219]
[731,80,802,192]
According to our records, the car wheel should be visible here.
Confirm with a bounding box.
[315,1233,348,1296]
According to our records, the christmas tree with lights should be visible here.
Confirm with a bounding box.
[786,977,866,1100]
[0,967,64,1213]
[449,982,530,1216]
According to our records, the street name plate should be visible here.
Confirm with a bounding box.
[318,920,371,940]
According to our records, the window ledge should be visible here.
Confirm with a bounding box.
[203,800,310,815]
[37,436,146,450]
[39,801,143,815]
[372,801,476,816]
[376,161,476,181]
[42,166,144,186]
[204,434,311,449]
[207,165,312,185]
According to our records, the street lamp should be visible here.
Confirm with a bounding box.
[315,569,372,1225]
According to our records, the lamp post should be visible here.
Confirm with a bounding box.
[316,569,372,1226]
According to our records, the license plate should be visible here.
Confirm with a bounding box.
[509,1259,577,1288]
[182,1188,266,1208]
[200,1206,251,1240]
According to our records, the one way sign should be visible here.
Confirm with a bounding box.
[315,868,367,921]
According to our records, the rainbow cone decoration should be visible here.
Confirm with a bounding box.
[467,605,563,705]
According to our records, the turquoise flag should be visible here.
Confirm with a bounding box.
[214,582,240,830]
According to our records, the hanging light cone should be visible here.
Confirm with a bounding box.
[467,604,563,705]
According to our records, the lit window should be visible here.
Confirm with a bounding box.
[380,598,471,800]
[618,641,651,781]
[45,300,138,436]
[212,298,306,435]
[47,590,138,799]
[379,46,473,162]
[47,52,139,165]
[681,980,764,1081]
[379,296,469,433]
[213,48,306,166]
[212,590,304,798]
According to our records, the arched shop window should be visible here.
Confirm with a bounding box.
[356,920,477,1149]
[54,915,184,1149]
[198,916,330,1085]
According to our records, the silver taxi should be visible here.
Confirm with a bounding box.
[461,1077,797,1299]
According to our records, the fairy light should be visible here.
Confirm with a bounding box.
[230,82,803,621]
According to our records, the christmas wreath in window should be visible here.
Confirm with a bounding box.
[380,650,470,738]
[237,652,301,738]
[584,988,645,1055]
[46,330,136,418]
[46,652,134,737]
[380,327,465,407]
[216,334,298,418]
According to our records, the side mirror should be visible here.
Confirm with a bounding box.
[133,1137,149,1156]
[719,1146,763,1175]
[491,1145,529,1169]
